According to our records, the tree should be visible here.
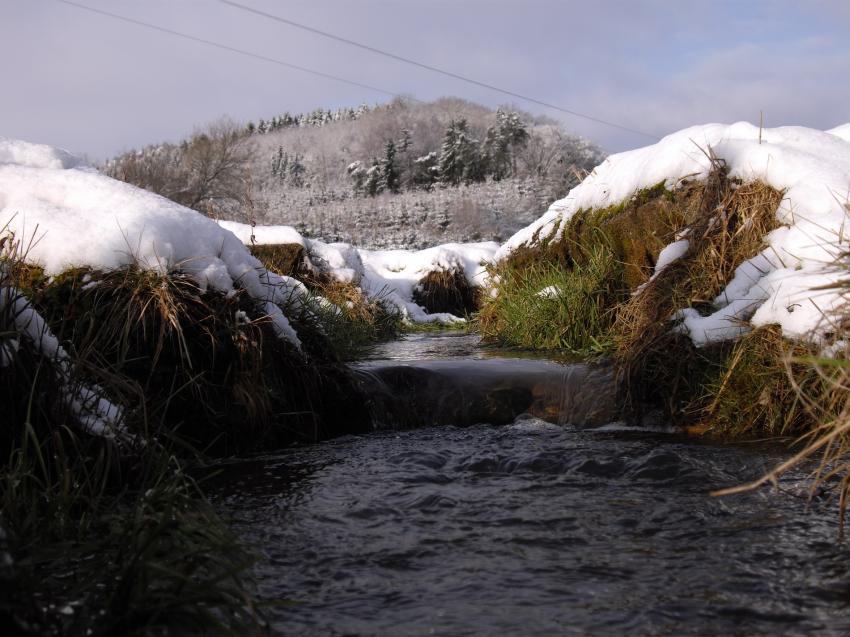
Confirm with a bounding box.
[346,160,367,193]
[364,158,382,197]
[105,118,253,217]
[410,151,438,189]
[287,153,306,188]
[437,119,472,186]
[482,109,529,180]
[380,140,400,193]
[271,147,288,178]
[397,128,412,153]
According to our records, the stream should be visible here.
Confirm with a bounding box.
[210,333,850,636]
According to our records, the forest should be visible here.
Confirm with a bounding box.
[105,97,605,248]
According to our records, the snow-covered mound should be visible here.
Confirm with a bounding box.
[0,139,303,346]
[498,122,850,345]
[217,220,498,323]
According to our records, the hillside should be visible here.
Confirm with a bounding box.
[105,97,605,249]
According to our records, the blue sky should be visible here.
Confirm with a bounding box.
[1,0,847,159]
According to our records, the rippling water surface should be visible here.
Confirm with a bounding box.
[210,334,850,635]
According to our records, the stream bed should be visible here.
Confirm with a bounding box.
[210,333,850,635]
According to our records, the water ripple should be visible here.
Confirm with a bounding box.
[211,422,850,636]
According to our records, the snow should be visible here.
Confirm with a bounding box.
[218,220,498,323]
[654,239,690,275]
[537,285,562,300]
[827,124,850,143]
[216,220,305,247]
[0,139,303,347]
[499,122,850,345]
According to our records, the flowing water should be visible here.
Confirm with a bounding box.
[210,333,850,636]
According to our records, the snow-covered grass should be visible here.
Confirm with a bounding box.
[490,120,850,518]
[500,122,850,347]
[0,139,304,348]
[218,219,498,324]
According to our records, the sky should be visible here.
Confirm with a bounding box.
[1,0,848,160]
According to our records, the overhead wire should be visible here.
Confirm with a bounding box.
[53,0,412,100]
[52,0,659,141]
[216,0,660,140]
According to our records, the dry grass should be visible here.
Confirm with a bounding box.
[613,161,784,420]
[710,343,850,529]
[249,242,307,277]
[699,325,824,438]
[412,267,479,317]
[305,277,403,357]
[710,271,850,530]
[22,263,372,453]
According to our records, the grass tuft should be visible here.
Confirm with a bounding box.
[412,267,479,317]
[478,235,626,353]
[0,230,265,635]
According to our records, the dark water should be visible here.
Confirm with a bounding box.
[210,334,850,636]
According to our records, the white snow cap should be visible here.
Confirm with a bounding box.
[499,122,850,345]
[0,139,303,347]
[217,220,305,247]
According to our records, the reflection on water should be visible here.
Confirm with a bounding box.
[211,422,850,636]
[365,331,579,363]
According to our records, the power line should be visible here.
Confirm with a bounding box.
[216,0,659,140]
[53,0,411,101]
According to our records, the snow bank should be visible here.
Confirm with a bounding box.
[218,220,498,323]
[0,139,303,347]
[499,123,850,345]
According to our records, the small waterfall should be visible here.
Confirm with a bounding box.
[351,358,620,430]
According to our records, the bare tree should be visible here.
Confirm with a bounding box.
[106,118,253,218]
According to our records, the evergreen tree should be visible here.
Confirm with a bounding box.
[496,109,528,176]
[437,120,463,185]
[288,153,306,187]
[346,160,367,193]
[380,140,400,193]
[364,158,382,197]
[438,119,483,186]
[271,147,289,180]
[411,151,438,189]
[397,128,412,153]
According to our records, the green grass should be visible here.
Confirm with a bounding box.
[293,283,403,361]
[478,237,626,353]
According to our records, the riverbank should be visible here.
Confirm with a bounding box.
[2,122,850,633]
[0,140,498,634]
[482,122,850,507]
